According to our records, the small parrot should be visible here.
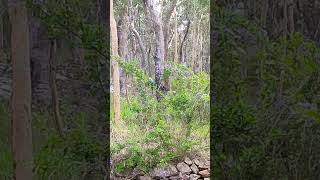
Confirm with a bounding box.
[149,77,154,86]
[149,77,155,93]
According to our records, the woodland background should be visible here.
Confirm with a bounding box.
[0,0,210,179]
[1,0,320,179]
[212,0,320,179]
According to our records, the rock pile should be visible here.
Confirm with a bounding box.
[138,157,210,180]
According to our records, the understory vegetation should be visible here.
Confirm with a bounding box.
[212,4,320,179]
[111,63,210,174]
[0,100,108,180]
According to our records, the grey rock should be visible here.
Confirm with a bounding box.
[199,170,210,178]
[150,164,178,178]
[169,176,180,180]
[184,157,193,165]
[190,174,201,180]
[177,162,192,174]
[198,158,210,170]
[178,172,189,180]
[138,176,152,180]
[193,158,200,166]
[190,163,199,174]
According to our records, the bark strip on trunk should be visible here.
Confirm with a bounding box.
[9,0,34,179]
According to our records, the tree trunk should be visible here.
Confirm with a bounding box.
[111,0,121,122]
[0,13,3,51]
[261,0,269,29]
[49,39,64,137]
[144,0,166,101]
[130,25,147,68]
[179,20,191,64]
[173,7,178,64]
[8,0,33,179]
[199,30,203,72]
[118,12,129,96]
[283,0,288,36]
[163,0,177,61]
[288,0,295,33]
[30,7,51,109]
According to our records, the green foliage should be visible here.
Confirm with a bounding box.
[28,0,109,96]
[213,6,320,179]
[112,63,209,173]
[0,100,106,180]
[35,113,106,180]
[0,101,13,180]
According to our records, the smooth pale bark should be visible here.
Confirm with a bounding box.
[143,0,166,100]
[179,20,191,64]
[196,17,202,72]
[199,29,203,72]
[163,0,177,61]
[141,1,153,77]
[191,30,196,71]
[163,0,177,92]
[173,7,178,63]
[118,13,129,95]
[8,0,33,179]
[49,39,64,137]
[130,25,147,68]
[111,0,121,122]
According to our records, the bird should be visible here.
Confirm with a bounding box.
[149,77,154,86]
[149,77,155,93]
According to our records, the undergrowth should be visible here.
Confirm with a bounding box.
[111,63,210,174]
[0,101,107,180]
[212,5,320,179]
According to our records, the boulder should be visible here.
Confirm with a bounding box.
[197,158,210,170]
[193,158,200,166]
[184,157,193,165]
[190,163,199,174]
[150,164,178,178]
[199,170,210,178]
[169,175,180,180]
[177,162,192,174]
[138,176,152,180]
[190,174,201,180]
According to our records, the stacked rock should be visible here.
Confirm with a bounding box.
[138,157,210,180]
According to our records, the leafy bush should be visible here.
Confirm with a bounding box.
[34,113,107,180]
[0,101,13,180]
[111,63,209,173]
[212,6,320,179]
